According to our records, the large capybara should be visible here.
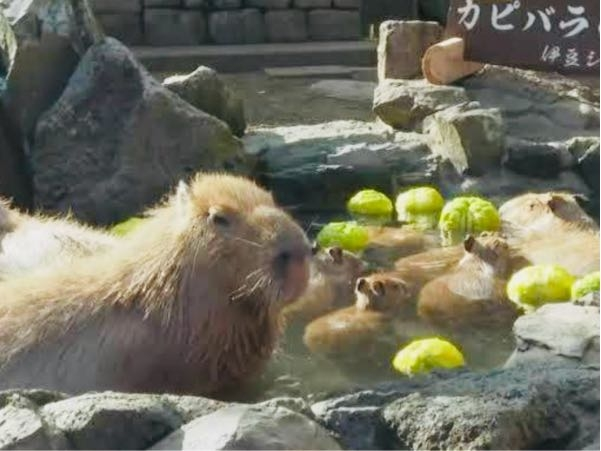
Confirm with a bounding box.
[0,173,311,397]
[417,234,520,329]
[282,246,366,324]
[303,275,412,358]
[500,192,599,276]
[362,225,439,268]
[0,198,117,279]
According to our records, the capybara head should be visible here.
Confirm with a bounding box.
[312,246,367,280]
[354,273,411,312]
[170,174,312,307]
[461,233,511,276]
[499,192,596,232]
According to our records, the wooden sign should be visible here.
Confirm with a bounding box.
[446,0,600,74]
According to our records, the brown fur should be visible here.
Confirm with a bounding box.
[282,247,366,324]
[362,226,439,268]
[302,272,413,356]
[417,234,519,328]
[0,197,117,279]
[0,173,311,397]
[500,192,599,276]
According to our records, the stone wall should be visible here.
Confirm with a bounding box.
[91,0,362,46]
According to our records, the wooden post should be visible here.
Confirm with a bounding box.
[421,37,485,85]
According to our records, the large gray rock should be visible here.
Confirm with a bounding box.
[151,405,341,450]
[377,20,442,80]
[40,392,225,450]
[246,0,291,8]
[313,364,599,450]
[247,121,437,213]
[502,139,570,179]
[211,0,241,8]
[90,0,142,12]
[505,302,600,368]
[163,66,246,137]
[308,9,360,40]
[208,9,265,44]
[295,0,331,7]
[144,9,207,46]
[0,0,103,142]
[32,39,248,225]
[424,102,505,176]
[264,9,307,43]
[373,78,468,130]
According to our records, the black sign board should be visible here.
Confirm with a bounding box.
[447,0,600,74]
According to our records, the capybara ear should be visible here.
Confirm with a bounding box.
[546,194,566,213]
[463,235,476,253]
[355,277,367,293]
[372,280,385,296]
[329,246,343,264]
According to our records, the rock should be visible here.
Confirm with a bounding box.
[246,0,291,8]
[32,38,247,225]
[184,0,209,7]
[313,364,599,450]
[462,66,600,143]
[208,9,265,44]
[502,140,568,179]
[295,0,331,7]
[264,9,307,42]
[377,20,442,80]
[151,405,342,450]
[574,292,600,308]
[0,0,103,142]
[0,392,68,450]
[0,105,32,208]
[144,9,207,46]
[505,303,600,368]
[308,9,360,41]
[41,393,183,450]
[91,0,142,12]
[372,78,468,130]
[97,13,144,45]
[211,0,241,8]
[144,0,180,6]
[333,0,360,8]
[163,66,246,137]
[309,80,376,103]
[574,139,600,193]
[247,121,437,213]
[424,102,505,176]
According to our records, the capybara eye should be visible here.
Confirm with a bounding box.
[277,251,291,265]
[211,213,230,228]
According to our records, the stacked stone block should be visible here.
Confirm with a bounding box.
[91,0,362,46]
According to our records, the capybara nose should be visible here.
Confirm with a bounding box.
[277,246,311,303]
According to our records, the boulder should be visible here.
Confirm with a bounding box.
[264,9,307,43]
[208,9,265,44]
[294,0,331,7]
[377,20,442,80]
[184,0,209,7]
[90,0,142,12]
[502,139,570,179]
[505,302,600,368]
[211,0,242,8]
[333,0,360,8]
[313,364,599,450]
[373,78,468,130]
[246,121,437,213]
[0,0,103,143]
[144,9,207,46]
[308,9,360,41]
[424,102,505,175]
[32,39,248,225]
[151,405,342,450]
[163,66,246,137]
